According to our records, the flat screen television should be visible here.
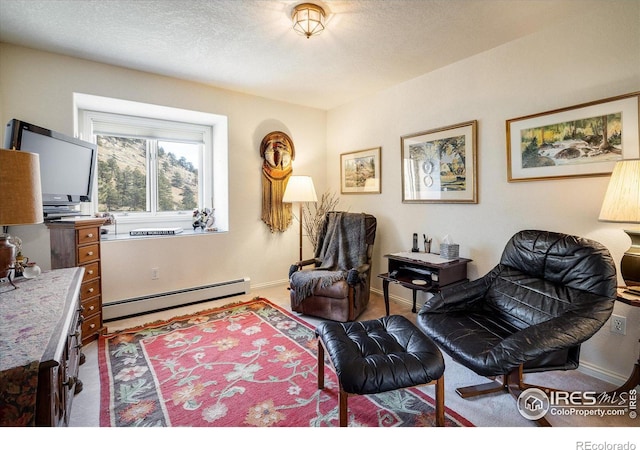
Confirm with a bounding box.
[4,119,97,218]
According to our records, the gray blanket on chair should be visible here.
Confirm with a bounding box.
[290,212,367,307]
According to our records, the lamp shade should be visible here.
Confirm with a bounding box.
[599,159,640,223]
[0,149,44,226]
[283,176,318,203]
[598,158,640,289]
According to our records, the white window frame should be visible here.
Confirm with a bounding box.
[74,93,229,233]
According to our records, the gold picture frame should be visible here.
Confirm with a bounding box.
[340,147,381,194]
[401,120,478,203]
[506,92,640,182]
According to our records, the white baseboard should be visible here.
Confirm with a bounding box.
[370,287,414,309]
[104,277,250,320]
[577,360,628,386]
[251,279,289,290]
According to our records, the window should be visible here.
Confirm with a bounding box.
[75,93,229,232]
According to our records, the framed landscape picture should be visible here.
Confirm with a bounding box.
[507,92,640,182]
[340,147,381,194]
[401,120,478,203]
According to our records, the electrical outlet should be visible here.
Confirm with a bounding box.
[610,314,626,335]
[151,268,159,280]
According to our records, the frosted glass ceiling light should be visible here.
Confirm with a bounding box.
[292,3,326,39]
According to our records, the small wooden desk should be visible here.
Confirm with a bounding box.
[378,252,472,314]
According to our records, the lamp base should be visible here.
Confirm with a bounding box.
[621,229,640,291]
[0,235,16,280]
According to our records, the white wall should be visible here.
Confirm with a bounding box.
[1,0,638,384]
[0,43,327,301]
[327,1,640,383]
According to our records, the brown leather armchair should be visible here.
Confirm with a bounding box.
[288,211,377,322]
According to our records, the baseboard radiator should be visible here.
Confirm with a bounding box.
[103,277,251,321]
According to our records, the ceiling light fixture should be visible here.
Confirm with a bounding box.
[292,3,326,39]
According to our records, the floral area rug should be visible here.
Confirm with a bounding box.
[99,297,473,427]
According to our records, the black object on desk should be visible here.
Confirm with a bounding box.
[378,252,472,314]
[412,233,420,252]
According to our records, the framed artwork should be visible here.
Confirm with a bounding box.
[401,120,478,203]
[507,92,640,182]
[340,147,381,194]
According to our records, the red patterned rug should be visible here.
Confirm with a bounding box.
[99,298,473,427]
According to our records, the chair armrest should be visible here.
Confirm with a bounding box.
[420,265,505,314]
[486,293,615,374]
[419,275,490,314]
[298,258,320,267]
[346,264,370,285]
[289,258,322,278]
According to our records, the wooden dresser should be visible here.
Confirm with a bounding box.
[47,217,106,345]
[0,268,84,426]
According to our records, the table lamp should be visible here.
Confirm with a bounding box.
[0,148,43,288]
[599,158,640,295]
[282,175,317,261]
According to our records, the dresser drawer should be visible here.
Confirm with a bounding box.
[82,313,102,339]
[77,243,100,265]
[77,227,100,245]
[81,296,101,318]
[81,261,100,283]
[80,279,101,301]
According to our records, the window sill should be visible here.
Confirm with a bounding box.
[100,228,224,242]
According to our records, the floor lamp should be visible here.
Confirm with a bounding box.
[283,175,317,261]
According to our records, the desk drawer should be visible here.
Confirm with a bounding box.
[82,313,102,340]
[82,261,100,283]
[80,279,100,301]
[81,296,101,318]
[77,227,100,245]
[77,243,100,265]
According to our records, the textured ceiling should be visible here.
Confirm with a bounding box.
[0,0,605,110]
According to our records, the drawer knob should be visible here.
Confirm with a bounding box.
[88,287,94,293]
[90,323,96,329]
[87,233,94,238]
[87,251,94,256]
[88,270,94,275]
[89,305,95,311]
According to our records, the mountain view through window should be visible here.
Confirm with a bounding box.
[97,135,200,213]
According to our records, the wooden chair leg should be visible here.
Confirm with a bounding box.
[339,388,348,427]
[317,338,325,390]
[456,379,507,398]
[435,375,445,427]
[504,366,551,427]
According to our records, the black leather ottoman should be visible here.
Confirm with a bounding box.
[315,315,445,426]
